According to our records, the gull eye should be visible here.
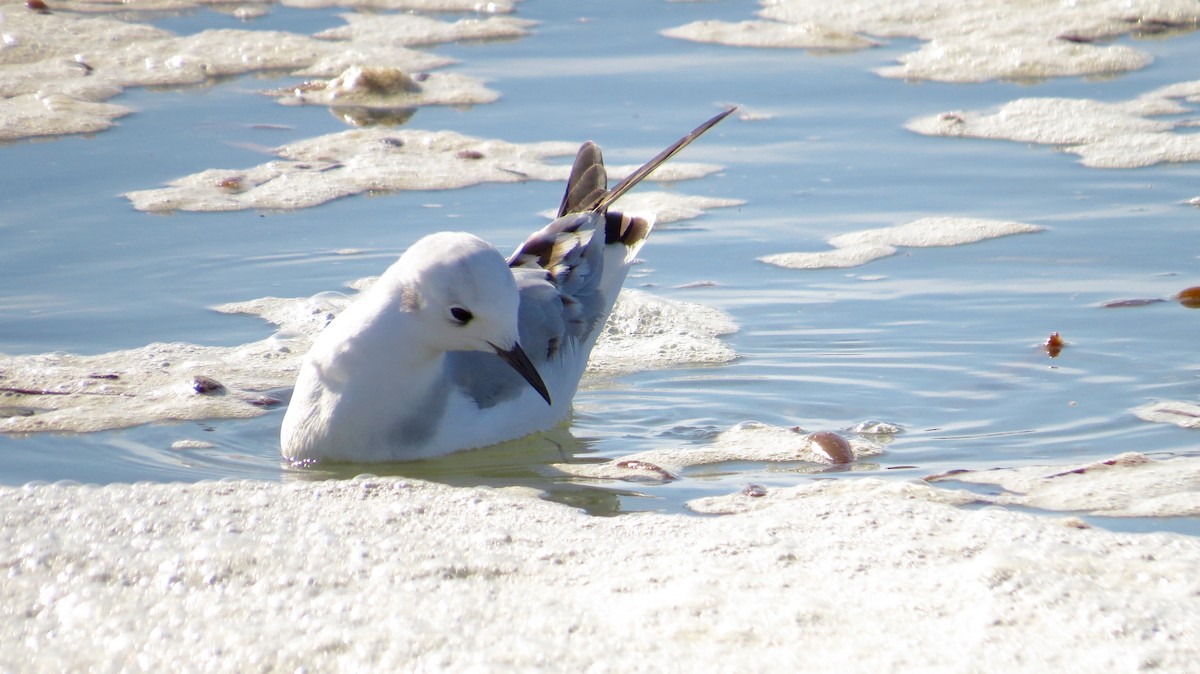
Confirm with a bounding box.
[449,306,474,325]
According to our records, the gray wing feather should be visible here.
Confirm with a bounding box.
[557,141,608,217]
[448,214,609,409]
[448,108,736,410]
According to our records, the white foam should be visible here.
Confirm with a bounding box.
[0,287,734,434]
[3,473,1198,670]
[908,85,1200,169]
[312,13,533,46]
[1132,400,1200,429]
[587,289,737,377]
[0,7,510,142]
[663,0,1200,83]
[264,65,499,109]
[760,216,1044,270]
[0,339,297,434]
[661,19,879,51]
[124,127,727,212]
[124,128,580,212]
[281,0,516,11]
[928,452,1200,517]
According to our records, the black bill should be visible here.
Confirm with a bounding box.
[490,341,552,406]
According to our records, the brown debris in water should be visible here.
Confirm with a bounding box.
[805,431,855,464]
[1176,286,1200,308]
[613,460,677,483]
[1042,331,1065,358]
[191,375,226,395]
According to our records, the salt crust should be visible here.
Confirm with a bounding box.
[587,289,737,377]
[46,0,517,13]
[313,12,533,46]
[280,0,516,11]
[124,127,725,212]
[3,472,1199,672]
[557,421,884,482]
[0,289,735,434]
[760,216,1044,270]
[0,4,520,141]
[661,19,879,51]
[927,452,1200,517]
[264,65,499,109]
[907,82,1200,169]
[1133,400,1200,429]
[663,0,1200,83]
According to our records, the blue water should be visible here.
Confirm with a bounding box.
[2,1,1199,524]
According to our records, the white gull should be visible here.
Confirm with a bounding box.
[280,109,734,463]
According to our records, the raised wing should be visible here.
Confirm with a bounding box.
[450,108,735,409]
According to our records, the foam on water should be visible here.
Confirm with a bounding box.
[664,0,1200,83]
[264,65,499,110]
[1132,400,1200,429]
[0,4,514,141]
[124,126,725,212]
[928,452,1200,517]
[760,217,1045,270]
[908,81,1200,169]
[0,285,737,434]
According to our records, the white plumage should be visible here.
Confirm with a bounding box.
[281,109,733,463]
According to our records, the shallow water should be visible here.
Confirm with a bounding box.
[2,1,1199,522]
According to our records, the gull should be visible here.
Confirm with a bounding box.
[281,108,735,463]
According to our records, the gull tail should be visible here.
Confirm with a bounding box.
[505,107,735,355]
[512,106,735,270]
[557,106,737,219]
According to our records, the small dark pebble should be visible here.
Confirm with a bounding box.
[456,149,485,160]
[742,484,767,498]
[192,375,226,395]
[248,396,282,408]
[381,137,405,148]
[26,0,50,12]
[88,373,120,380]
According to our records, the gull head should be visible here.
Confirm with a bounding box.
[383,231,551,405]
